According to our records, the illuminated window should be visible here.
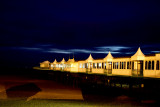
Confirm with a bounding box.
[129,61,131,69]
[104,62,106,69]
[148,61,151,70]
[79,63,82,68]
[114,62,117,69]
[96,63,101,69]
[152,61,154,70]
[85,63,88,68]
[114,62,116,69]
[120,62,122,69]
[156,61,159,70]
[90,63,93,68]
[113,62,115,69]
[102,63,104,69]
[93,63,96,68]
[117,62,119,69]
[51,64,53,67]
[122,62,124,69]
[127,62,129,69]
[60,64,62,67]
[132,62,134,69]
[97,63,99,69]
[124,62,126,69]
[115,62,118,69]
[145,61,148,70]
[99,63,101,68]
[114,62,118,69]
[85,63,87,68]
[83,63,85,68]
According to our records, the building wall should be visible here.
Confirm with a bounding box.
[112,69,131,76]
[143,70,156,77]
[70,63,79,72]
[78,68,86,73]
[56,68,61,70]
[40,63,45,68]
[64,68,71,72]
[92,68,104,74]
[143,55,160,77]
[155,70,160,77]
[40,63,49,68]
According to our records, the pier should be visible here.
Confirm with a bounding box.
[34,69,160,100]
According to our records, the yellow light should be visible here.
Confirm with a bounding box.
[141,84,144,88]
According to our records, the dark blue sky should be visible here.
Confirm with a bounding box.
[1,0,160,68]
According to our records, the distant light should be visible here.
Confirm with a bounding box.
[141,84,144,88]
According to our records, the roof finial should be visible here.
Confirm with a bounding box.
[137,47,143,53]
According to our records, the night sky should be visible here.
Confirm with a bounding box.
[1,0,160,68]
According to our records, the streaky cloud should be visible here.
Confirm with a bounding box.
[12,47,43,51]
[10,46,122,54]
[151,51,160,53]
[70,49,120,54]
[70,49,92,53]
[95,46,129,51]
[125,52,134,55]
[46,48,72,54]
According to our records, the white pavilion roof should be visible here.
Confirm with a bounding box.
[104,51,113,61]
[61,58,66,63]
[53,59,57,64]
[86,54,94,62]
[131,47,145,60]
[67,58,75,63]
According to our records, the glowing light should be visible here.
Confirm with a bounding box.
[51,64,53,67]
[79,63,82,68]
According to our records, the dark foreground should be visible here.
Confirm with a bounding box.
[0,68,160,107]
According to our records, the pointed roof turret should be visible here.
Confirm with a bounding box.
[86,54,94,62]
[131,47,145,60]
[61,58,66,64]
[67,58,75,63]
[70,58,75,62]
[53,59,57,64]
[67,58,71,62]
[104,51,113,61]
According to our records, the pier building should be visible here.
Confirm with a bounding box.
[40,48,160,78]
